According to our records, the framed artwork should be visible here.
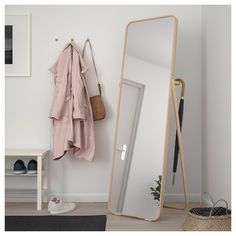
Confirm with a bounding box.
[5,14,31,77]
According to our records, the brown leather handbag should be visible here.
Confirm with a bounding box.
[82,39,106,121]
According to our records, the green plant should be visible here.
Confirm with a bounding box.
[150,175,162,204]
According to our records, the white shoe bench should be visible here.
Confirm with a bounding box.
[5,149,49,210]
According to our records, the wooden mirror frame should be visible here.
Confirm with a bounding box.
[108,15,183,221]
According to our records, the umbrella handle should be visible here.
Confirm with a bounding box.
[174,78,185,98]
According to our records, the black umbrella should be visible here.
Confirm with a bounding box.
[172,79,185,185]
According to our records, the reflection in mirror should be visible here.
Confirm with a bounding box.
[109,16,178,221]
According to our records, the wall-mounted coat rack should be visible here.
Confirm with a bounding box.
[54,37,74,42]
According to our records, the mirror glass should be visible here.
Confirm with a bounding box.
[109,16,178,221]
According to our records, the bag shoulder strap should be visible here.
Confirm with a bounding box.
[82,38,101,95]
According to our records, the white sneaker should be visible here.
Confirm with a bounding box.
[48,197,76,215]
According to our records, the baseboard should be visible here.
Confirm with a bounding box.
[49,193,201,203]
[5,190,108,203]
[48,193,109,202]
[5,190,201,203]
[164,193,201,202]
[5,189,37,202]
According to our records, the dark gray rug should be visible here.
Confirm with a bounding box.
[5,215,107,231]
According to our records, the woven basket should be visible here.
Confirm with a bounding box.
[182,193,231,231]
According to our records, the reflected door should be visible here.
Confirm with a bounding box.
[109,16,178,221]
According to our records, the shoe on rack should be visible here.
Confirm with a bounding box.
[48,197,76,215]
[27,159,37,174]
[13,160,26,174]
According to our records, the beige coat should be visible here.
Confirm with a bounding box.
[49,42,95,161]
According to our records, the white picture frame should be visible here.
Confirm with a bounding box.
[5,13,31,77]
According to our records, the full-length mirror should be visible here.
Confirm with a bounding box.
[109,16,178,221]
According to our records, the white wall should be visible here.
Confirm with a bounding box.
[202,6,231,206]
[5,5,203,202]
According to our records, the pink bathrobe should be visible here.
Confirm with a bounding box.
[49,42,95,161]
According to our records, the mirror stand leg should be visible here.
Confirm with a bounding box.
[164,79,189,210]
